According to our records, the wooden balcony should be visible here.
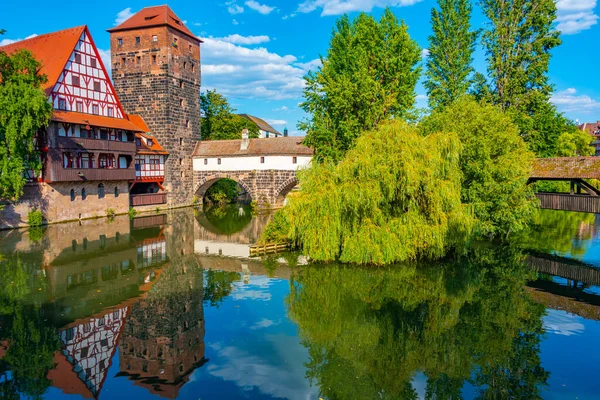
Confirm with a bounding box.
[130,192,168,207]
[54,136,136,153]
[46,166,135,182]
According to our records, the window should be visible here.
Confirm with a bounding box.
[122,57,126,67]
[204,158,207,165]
[100,129,108,140]
[173,37,178,45]
[107,107,114,117]
[82,188,86,200]
[79,153,91,168]
[135,36,141,44]
[114,186,119,197]
[58,98,67,110]
[152,54,157,64]
[63,152,74,168]
[189,44,192,52]
[186,119,190,128]
[98,183,105,199]
[135,138,141,146]
[191,63,195,73]
[136,56,141,65]
[152,35,158,42]
[70,189,75,201]
[183,61,187,70]
[266,132,270,138]
[81,127,94,139]
[218,158,221,165]
[81,347,89,358]
[118,38,123,45]
[93,81,101,91]
[72,75,80,87]
[179,99,184,107]
[90,57,97,68]
[260,157,265,164]
[76,101,83,113]
[179,80,184,88]
[74,53,81,63]
[179,137,183,146]
[92,104,99,115]
[99,154,114,169]
[293,156,297,164]
[147,139,153,146]
[179,158,183,166]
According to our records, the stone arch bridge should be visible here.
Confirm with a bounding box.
[192,136,313,207]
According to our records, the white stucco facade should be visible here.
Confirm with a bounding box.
[193,155,312,172]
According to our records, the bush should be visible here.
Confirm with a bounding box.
[27,209,43,227]
[128,207,138,219]
[105,208,116,218]
[205,179,238,204]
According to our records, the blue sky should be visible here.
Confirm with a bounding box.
[1,0,599,135]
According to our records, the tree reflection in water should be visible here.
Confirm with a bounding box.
[287,245,548,399]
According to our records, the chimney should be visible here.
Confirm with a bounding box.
[283,127,288,137]
[241,128,250,150]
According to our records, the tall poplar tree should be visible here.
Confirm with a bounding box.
[300,8,421,162]
[424,0,477,110]
[479,0,562,155]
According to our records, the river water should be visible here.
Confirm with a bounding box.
[0,206,598,399]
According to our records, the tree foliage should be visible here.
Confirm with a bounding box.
[420,97,538,238]
[0,49,52,201]
[200,89,259,140]
[424,0,477,110]
[479,0,562,156]
[264,120,473,264]
[556,127,594,157]
[300,8,421,162]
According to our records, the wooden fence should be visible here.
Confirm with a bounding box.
[130,192,168,207]
[536,193,600,213]
[131,214,168,229]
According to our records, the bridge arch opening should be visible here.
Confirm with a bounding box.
[195,176,253,205]
[274,177,300,207]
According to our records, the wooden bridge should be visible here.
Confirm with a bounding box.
[531,157,600,213]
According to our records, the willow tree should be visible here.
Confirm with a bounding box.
[300,8,421,162]
[265,120,473,265]
[0,49,52,201]
[420,97,537,238]
[424,0,477,110]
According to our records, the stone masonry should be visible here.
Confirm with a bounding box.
[110,25,201,207]
[193,170,299,208]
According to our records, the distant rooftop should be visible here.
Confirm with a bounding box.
[238,114,281,135]
[193,136,313,158]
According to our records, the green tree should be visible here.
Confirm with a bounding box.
[556,127,594,157]
[420,97,537,238]
[200,89,259,140]
[300,8,421,162]
[424,0,477,110]
[0,49,52,201]
[264,120,473,264]
[479,0,562,155]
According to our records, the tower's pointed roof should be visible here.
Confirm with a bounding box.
[0,26,86,93]
[107,5,200,42]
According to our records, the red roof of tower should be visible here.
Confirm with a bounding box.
[0,26,85,94]
[107,5,201,42]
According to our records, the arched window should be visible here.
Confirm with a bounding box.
[81,188,87,200]
[70,189,75,201]
[114,186,119,197]
[98,183,105,199]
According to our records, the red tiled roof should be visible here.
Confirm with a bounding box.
[127,114,150,132]
[52,110,145,132]
[0,26,85,94]
[238,114,281,135]
[136,132,168,155]
[192,136,313,158]
[107,5,200,42]
[579,121,600,136]
[532,157,600,179]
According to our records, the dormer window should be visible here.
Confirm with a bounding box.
[147,138,153,147]
[135,138,141,146]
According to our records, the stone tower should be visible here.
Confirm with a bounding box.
[108,5,201,206]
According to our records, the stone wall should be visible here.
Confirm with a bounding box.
[193,170,299,207]
[0,181,130,230]
[110,26,201,208]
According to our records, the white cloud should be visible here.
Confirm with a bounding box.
[421,48,430,58]
[266,119,287,126]
[273,106,289,111]
[282,13,297,20]
[556,0,598,34]
[232,19,240,25]
[0,33,38,46]
[245,0,276,14]
[216,34,270,45]
[228,3,244,14]
[250,318,276,329]
[416,94,428,101]
[551,88,600,114]
[298,0,423,16]
[295,58,322,72]
[192,22,203,27]
[544,309,585,336]
[115,7,134,26]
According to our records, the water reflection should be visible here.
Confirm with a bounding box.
[0,208,598,398]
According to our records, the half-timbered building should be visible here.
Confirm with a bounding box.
[0,25,168,227]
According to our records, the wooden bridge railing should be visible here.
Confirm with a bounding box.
[535,193,600,213]
[130,192,167,207]
[527,253,600,287]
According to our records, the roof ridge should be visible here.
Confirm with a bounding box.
[0,25,85,50]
